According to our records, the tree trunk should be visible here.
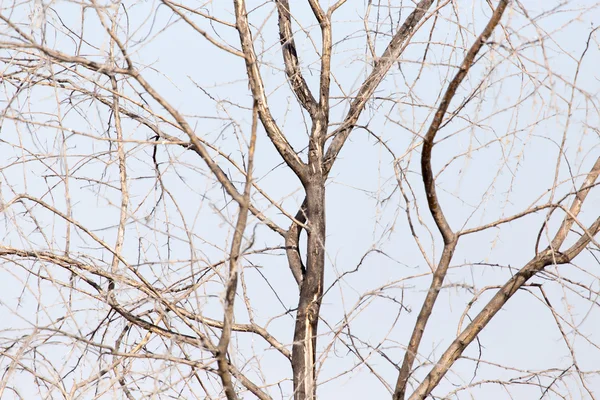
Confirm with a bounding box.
[292,132,326,399]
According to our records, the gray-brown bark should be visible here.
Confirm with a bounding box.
[283,4,439,394]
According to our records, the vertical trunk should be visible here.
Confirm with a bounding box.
[292,178,325,400]
[292,135,326,400]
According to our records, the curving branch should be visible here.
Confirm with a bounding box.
[394,2,509,399]
[419,0,509,244]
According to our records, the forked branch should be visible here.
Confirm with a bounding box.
[285,0,438,286]
[408,156,600,400]
[233,0,308,179]
[394,2,509,399]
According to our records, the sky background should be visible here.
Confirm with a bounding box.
[1,0,600,398]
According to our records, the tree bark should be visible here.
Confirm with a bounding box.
[292,179,325,400]
[292,116,327,399]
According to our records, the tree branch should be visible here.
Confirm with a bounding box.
[285,0,437,284]
[394,2,509,398]
[550,156,600,250]
[162,0,244,58]
[276,0,318,116]
[285,199,308,287]
[407,154,600,400]
[216,102,257,400]
[323,0,437,175]
[420,0,508,244]
[233,0,308,179]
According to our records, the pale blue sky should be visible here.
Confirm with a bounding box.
[1,0,599,399]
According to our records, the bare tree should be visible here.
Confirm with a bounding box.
[1,0,599,399]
